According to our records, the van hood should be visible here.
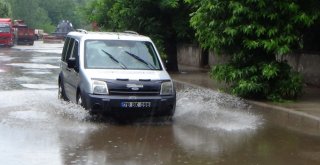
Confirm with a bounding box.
[84,69,172,81]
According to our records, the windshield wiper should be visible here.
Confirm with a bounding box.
[124,51,156,70]
[101,49,127,69]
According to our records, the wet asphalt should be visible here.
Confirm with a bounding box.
[0,44,320,165]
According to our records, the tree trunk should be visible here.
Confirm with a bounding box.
[164,31,179,72]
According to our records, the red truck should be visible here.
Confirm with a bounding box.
[0,18,14,47]
[13,20,35,45]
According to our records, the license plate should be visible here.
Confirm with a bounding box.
[121,102,151,108]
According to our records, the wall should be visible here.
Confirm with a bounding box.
[208,51,230,66]
[177,44,202,67]
[283,53,320,87]
[177,44,320,86]
[177,44,229,67]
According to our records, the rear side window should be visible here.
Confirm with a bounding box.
[62,37,79,63]
[61,37,71,62]
[66,39,75,61]
[69,40,79,60]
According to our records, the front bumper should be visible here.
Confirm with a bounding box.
[0,41,13,47]
[83,93,176,117]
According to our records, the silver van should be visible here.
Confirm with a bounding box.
[58,31,176,118]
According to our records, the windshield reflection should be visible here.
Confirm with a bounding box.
[85,40,162,70]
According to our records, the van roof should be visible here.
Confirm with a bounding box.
[67,31,152,42]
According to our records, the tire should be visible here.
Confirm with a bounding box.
[58,81,68,101]
[158,115,173,122]
[77,92,98,116]
[77,92,88,109]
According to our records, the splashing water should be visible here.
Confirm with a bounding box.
[0,90,90,121]
[174,87,263,131]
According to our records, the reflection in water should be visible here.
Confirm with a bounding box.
[173,125,256,157]
[58,124,175,165]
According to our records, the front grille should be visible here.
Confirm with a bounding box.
[109,90,159,96]
[106,79,162,96]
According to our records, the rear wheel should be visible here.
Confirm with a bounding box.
[58,81,68,101]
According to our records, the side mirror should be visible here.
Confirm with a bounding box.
[67,58,76,68]
[67,58,79,72]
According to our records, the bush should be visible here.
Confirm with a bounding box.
[188,0,319,101]
[211,60,303,101]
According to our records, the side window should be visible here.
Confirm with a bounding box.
[68,40,80,72]
[70,40,79,60]
[62,37,71,62]
[66,38,75,61]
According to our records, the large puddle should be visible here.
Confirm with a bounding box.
[1,47,320,165]
[0,87,263,165]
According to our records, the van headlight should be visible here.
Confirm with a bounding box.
[160,81,173,95]
[92,80,108,95]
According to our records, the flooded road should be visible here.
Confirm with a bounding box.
[1,46,320,165]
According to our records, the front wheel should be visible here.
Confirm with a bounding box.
[77,92,90,109]
[77,92,98,116]
[77,92,84,107]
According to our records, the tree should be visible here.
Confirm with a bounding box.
[38,0,89,29]
[85,0,194,71]
[0,0,11,17]
[187,0,320,101]
[8,0,53,31]
[7,0,88,32]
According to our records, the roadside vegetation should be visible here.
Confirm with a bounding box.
[187,0,320,101]
[0,0,11,17]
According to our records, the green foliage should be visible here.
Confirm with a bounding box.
[188,0,319,101]
[0,0,11,17]
[85,0,195,70]
[211,60,303,101]
[8,0,47,28]
[7,0,89,32]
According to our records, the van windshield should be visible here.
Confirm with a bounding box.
[84,40,162,70]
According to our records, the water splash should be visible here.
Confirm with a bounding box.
[0,90,89,121]
[174,87,263,131]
